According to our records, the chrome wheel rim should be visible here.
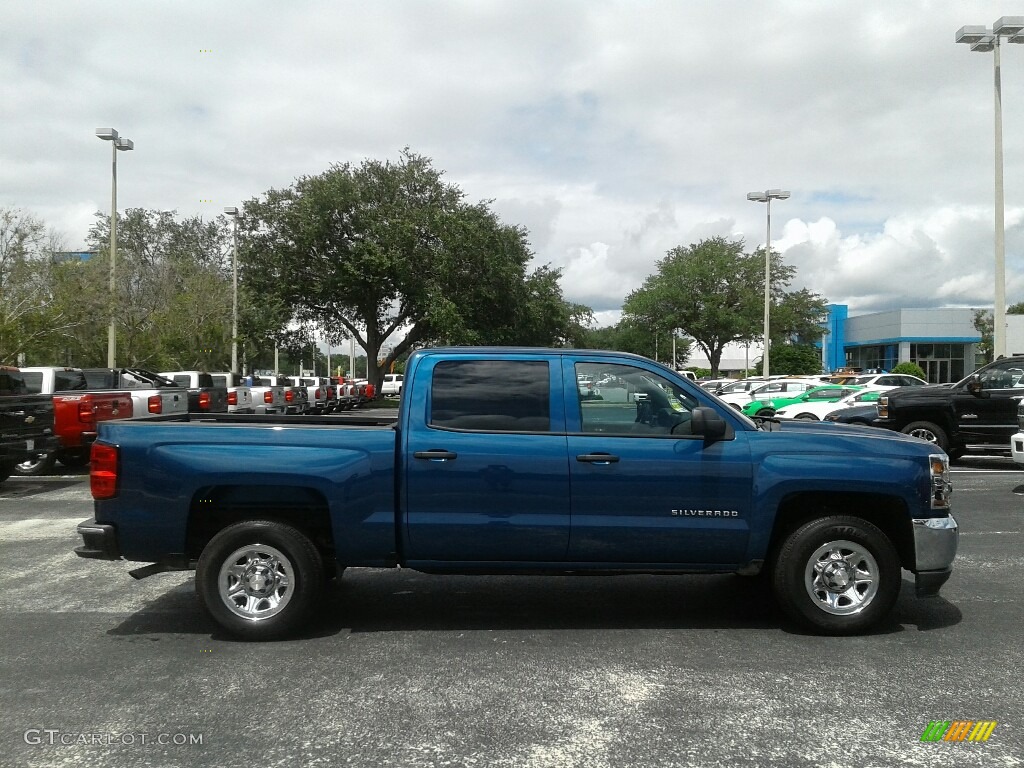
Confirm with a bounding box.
[908,427,939,444]
[218,544,294,621]
[805,539,879,615]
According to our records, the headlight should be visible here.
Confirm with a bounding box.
[929,453,952,510]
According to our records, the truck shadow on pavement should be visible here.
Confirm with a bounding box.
[105,570,961,640]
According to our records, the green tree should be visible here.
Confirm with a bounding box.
[622,237,826,377]
[85,209,234,369]
[0,208,69,365]
[241,150,584,388]
[756,344,822,376]
[973,309,993,364]
[891,361,927,379]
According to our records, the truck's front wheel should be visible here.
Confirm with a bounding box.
[901,421,949,452]
[772,516,900,635]
[196,521,323,641]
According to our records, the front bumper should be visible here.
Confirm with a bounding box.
[912,515,958,596]
[74,517,122,560]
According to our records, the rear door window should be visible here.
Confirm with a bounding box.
[430,360,551,432]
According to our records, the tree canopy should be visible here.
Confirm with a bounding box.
[622,236,828,377]
[240,150,583,386]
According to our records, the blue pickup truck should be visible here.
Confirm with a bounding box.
[75,347,958,640]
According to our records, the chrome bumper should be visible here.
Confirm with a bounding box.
[913,515,959,571]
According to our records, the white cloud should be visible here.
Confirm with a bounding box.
[3,0,1024,320]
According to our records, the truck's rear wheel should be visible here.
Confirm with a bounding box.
[772,516,900,635]
[14,450,57,476]
[901,421,948,452]
[56,450,90,468]
[196,520,323,641]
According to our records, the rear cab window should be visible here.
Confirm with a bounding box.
[429,359,551,432]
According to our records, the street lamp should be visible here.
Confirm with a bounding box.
[956,17,1024,360]
[95,129,134,368]
[747,189,790,378]
[224,207,240,373]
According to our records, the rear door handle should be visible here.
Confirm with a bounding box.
[414,450,458,461]
[576,453,620,464]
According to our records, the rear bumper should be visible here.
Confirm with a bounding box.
[74,518,122,560]
[1,434,58,463]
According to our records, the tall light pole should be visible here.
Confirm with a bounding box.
[95,129,133,368]
[747,189,790,378]
[224,207,240,373]
[956,17,1024,360]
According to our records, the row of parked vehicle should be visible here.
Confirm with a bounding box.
[1,365,382,479]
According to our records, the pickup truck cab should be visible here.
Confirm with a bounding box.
[76,347,958,640]
[82,368,188,418]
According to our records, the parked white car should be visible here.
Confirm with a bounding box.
[381,373,404,397]
[717,378,813,409]
[775,389,882,421]
[849,373,929,389]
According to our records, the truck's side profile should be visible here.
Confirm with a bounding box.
[76,348,958,640]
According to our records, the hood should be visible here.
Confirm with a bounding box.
[884,383,959,400]
[761,416,939,453]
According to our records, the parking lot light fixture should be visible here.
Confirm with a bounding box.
[224,207,240,374]
[747,189,790,379]
[957,18,1024,359]
[96,128,133,368]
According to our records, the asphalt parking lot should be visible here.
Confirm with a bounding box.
[1,460,1021,768]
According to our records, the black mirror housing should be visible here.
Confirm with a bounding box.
[691,406,729,441]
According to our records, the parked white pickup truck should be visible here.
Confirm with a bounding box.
[169,371,254,414]
[241,374,287,415]
[81,368,188,417]
[381,373,403,397]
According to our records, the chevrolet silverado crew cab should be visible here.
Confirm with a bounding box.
[875,355,1024,458]
[75,347,958,640]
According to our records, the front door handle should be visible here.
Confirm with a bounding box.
[414,450,458,461]
[576,453,620,464]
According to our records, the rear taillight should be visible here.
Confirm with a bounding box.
[264,391,273,404]
[90,443,119,499]
[148,395,162,414]
[285,391,294,402]
[199,391,211,410]
[315,388,321,399]
[227,391,237,406]
[79,400,96,423]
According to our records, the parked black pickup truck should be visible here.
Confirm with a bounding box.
[0,366,57,484]
[875,355,1024,458]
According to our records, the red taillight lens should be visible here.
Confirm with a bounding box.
[79,400,96,423]
[285,391,294,402]
[315,388,321,399]
[90,443,119,499]
[227,391,237,406]
[264,391,273,404]
[199,391,211,409]
[148,395,162,414]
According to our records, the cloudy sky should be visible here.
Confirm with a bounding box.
[3,0,1024,327]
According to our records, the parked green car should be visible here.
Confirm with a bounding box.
[741,384,864,418]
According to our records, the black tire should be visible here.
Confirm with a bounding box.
[196,520,324,641]
[795,413,819,421]
[56,450,90,468]
[0,464,11,483]
[14,450,57,476]
[900,421,949,452]
[755,408,776,418]
[771,516,901,635]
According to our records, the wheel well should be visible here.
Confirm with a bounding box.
[186,485,335,563]
[767,492,914,569]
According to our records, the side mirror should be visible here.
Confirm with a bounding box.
[690,406,728,441]
[966,374,985,397]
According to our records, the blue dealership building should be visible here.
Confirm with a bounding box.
[821,305,982,383]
